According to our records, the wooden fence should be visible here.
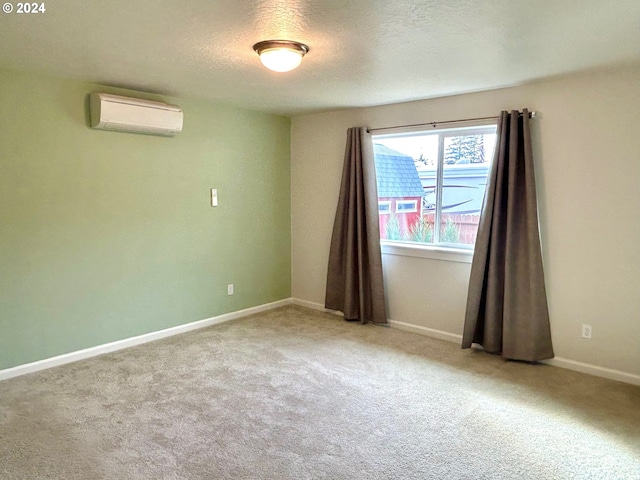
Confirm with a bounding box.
[422,213,481,245]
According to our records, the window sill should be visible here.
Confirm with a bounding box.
[380,241,474,264]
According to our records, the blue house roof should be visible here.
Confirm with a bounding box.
[374,144,425,198]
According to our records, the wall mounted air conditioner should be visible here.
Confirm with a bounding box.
[89,93,183,137]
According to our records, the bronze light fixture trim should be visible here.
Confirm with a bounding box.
[252,40,310,72]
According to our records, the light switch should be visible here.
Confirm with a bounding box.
[211,188,218,207]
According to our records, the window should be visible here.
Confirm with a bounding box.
[378,201,391,214]
[373,125,497,251]
[396,200,418,213]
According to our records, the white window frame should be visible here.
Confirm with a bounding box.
[381,241,474,263]
[373,122,497,262]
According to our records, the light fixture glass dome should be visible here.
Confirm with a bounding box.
[253,40,309,73]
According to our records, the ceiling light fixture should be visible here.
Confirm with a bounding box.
[252,40,309,73]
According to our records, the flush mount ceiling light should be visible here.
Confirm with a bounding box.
[252,40,309,73]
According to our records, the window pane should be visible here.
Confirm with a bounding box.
[442,133,495,245]
[374,136,438,243]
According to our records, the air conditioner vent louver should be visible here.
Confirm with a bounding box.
[89,93,183,137]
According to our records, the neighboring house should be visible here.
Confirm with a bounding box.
[418,163,490,215]
[373,143,425,238]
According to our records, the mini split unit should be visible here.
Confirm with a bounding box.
[89,92,183,137]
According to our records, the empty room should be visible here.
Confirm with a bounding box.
[1,1,639,478]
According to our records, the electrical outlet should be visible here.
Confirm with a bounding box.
[227,284,234,295]
[581,324,592,339]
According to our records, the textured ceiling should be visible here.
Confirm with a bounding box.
[0,0,639,115]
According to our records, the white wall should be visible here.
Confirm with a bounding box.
[291,64,640,379]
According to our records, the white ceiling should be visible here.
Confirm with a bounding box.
[1,0,639,115]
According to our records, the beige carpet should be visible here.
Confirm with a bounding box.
[1,305,639,479]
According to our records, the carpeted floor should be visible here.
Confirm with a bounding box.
[1,305,639,479]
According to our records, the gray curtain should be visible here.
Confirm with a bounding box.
[462,109,554,361]
[325,127,387,324]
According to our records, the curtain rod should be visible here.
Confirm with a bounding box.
[367,111,536,134]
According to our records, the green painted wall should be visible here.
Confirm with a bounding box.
[0,69,291,370]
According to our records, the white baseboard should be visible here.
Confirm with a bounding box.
[387,317,640,386]
[290,299,640,385]
[290,299,462,343]
[541,357,640,386]
[4,297,639,387]
[388,319,463,343]
[386,318,640,386]
[0,298,293,382]
[290,298,343,316]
